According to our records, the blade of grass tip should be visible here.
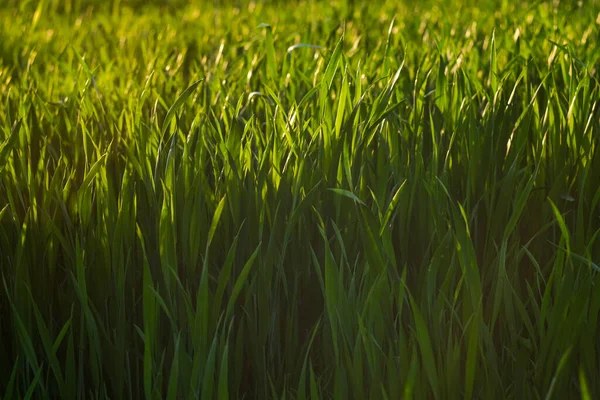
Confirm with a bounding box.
[161,79,203,136]
[200,336,219,400]
[166,334,181,400]
[334,67,349,139]
[197,254,210,357]
[287,43,324,53]
[0,119,22,175]
[190,316,225,399]
[0,204,9,222]
[31,0,46,29]
[225,243,261,319]
[213,224,244,317]
[490,30,498,96]
[548,199,571,255]
[258,23,277,82]
[23,364,44,400]
[206,194,227,252]
[379,180,407,236]
[328,188,366,207]
[29,288,67,395]
[71,46,94,78]
[148,286,174,326]
[547,40,587,68]
[503,165,539,241]
[310,245,326,297]
[382,16,396,76]
[324,36,344,90]
[217,341,230,400]
[81,153,107,189]
[52,317,72,356]
[358,206,388,274]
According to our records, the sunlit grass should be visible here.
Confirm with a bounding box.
[1,0,600,398]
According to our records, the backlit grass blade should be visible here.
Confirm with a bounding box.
[161,79,203,136]
[324,36,343,90]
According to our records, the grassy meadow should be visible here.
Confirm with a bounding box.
[1,0,600,398]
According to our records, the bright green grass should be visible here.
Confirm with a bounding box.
[1,0,600,398]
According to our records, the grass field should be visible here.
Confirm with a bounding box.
[1,0,600,398]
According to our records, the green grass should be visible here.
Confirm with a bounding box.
[1,0,600,398]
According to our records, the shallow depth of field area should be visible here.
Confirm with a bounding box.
[1,0,600,398]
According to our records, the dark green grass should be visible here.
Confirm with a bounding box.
[1,0,600,398]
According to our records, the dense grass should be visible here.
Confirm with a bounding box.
[1,0,600,398]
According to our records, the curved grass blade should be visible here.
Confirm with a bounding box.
[161,79,203,136]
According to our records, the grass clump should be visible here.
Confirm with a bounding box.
[1,0,600,398]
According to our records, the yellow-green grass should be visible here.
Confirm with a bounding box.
[1,0,600,398]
